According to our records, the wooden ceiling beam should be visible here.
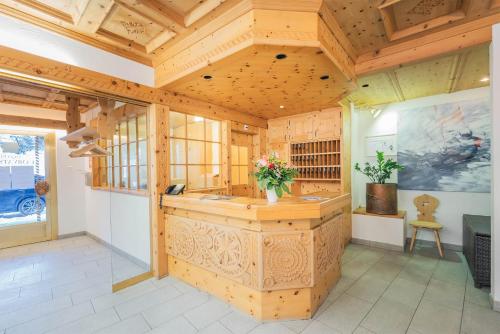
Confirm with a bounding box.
[41,88,60,109]
[14,0,74,23]
[184,0,223,27]
[355,13,500,76]
[0,114,70,130]
[136,0,186,29]
[75,0,115,34]
[0,84,3,102]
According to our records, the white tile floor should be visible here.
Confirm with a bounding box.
[0,236,499,334]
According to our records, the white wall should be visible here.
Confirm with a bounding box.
[490,24,500,311]
[0,14,154,86]
[352,87,491,247]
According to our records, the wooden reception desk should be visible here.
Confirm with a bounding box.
[161,192,351,320]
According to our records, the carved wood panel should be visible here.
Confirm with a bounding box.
[314,214,342,279]
[261,231,313,290]
[166,215,260,288]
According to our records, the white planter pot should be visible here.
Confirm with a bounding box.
[266,188,278,203]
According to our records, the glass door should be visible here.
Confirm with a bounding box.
[0,130,56,248]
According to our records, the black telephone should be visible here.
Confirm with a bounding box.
[165,184,185,195]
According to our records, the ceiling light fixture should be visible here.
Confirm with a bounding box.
[275,53,287,60]
[480,77,490,82]
[279,105,285,109]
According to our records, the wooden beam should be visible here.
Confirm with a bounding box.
[447,52,469,93]
[184,0,222,27]
[355,14,500,76]
[75,0,115,33]
[65,95,82,141]
[41,88,59,109]
[148,104,169,278]
[14,0,74,23]
[385,70,405,102]
[0,45,267,128]
[0,83,3,102]
[318,2,358,62]
[0,114,71,130]
[136,0,185,28]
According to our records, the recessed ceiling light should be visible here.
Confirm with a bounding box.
[362,84,370,88]
[203,75,212,80]
[279,105,285,109]
[275,53,287,60]
[320,75,330,80]
[480,77,490,82]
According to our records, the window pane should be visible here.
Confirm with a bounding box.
[113,146,119,167]
[120,143,128,166]
[240,166,249,184]
[113,167,120,187]
[169,139,185,164]
[205,119,221,142]
[130,165,138,190]
[120,121,127,144]
[206,142,220,165]
[138,114,147,140]
[138,140,147,165]
[129,142,137,165]
[206,165,221,188]
[139,166,147,190]
[128,118,137,142]
[170,165,186,185]
[121,167,128,187]
[239,146,248,165]
[188,140,205,164]
[188,165,205,189]
[169,111,186,138]
[107,147,113,167]
[113,125,119,145]
[187,115,204,140]
[231,166,239,186]
[231,145,239,165]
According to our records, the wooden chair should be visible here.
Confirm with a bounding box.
[409,194,444,257]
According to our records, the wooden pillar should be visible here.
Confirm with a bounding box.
[341,102,352,246]
[65,95,82,148]
[148,104,169,278]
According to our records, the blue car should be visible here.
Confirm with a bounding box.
[0,188,45,216]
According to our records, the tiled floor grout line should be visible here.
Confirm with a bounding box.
[403,256,440,334]
[352,253,407,333]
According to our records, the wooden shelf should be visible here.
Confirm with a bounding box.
[60,126,99,143]
[290,139,341,181]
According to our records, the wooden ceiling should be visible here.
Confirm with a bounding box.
[347,44,490,107]
[165,45,351,119]
[0,0,226,65]
[0,78,97,112]
[0,0,498,115]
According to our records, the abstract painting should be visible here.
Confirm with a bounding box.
[397,98,491,192]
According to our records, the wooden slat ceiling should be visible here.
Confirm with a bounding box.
[0,0,226,65]
[347,44,490,107]
[166,45,351,119]
[0,78,97,112]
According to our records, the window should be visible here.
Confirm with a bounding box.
[231,145,249,185]
[169,111,221,190]
[94,113,148,192]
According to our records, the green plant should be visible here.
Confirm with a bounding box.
[354,151,404,184]
[255,153,298,198]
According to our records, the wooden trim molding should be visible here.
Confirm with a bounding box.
[0,45,267,128]
[0,114,70,130]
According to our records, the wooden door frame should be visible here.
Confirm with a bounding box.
[0,130,58,248]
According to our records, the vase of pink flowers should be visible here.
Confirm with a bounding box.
[255,153,298,203]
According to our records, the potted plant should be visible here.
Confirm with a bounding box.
[354,151,404,215]
[255,153,298,203]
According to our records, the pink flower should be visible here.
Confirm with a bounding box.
[257,158,268,167]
